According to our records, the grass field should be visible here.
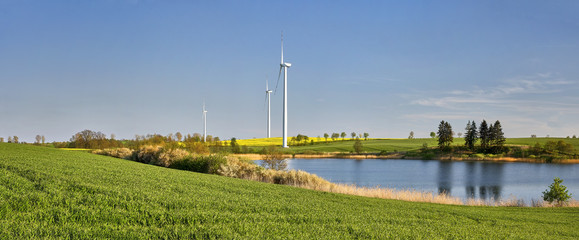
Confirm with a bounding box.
[1,143,578,238]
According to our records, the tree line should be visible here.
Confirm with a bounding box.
[437,120,505,152]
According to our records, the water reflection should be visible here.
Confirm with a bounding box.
[282,159,579,202]
[437,161,453,195]
[478,163,504,201]
[465,162,477,198]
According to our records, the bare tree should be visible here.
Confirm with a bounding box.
[175,132,183,142]
[261,146,287,171]
[35,135,42,144]
[41,135,46,144]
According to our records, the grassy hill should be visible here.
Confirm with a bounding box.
[1,143,578,239]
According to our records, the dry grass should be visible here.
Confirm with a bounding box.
[92,148,133,159]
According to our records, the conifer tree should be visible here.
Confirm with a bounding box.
[464,120,478,150]
[437,120,453,149]
[479,120,489,150]
[492,120,505,148]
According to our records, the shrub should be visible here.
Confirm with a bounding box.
[542,177,572,207]
[261,146,287,171]
[156,148,191,167]
[170,154,227,174]
[93,148,134,159]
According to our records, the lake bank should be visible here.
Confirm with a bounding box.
[233,153,579,164]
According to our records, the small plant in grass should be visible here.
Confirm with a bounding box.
[542,177,572,207]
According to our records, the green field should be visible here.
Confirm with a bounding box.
[1,143,578,238]
[248,137,579,154]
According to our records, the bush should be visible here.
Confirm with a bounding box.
[93,148,134,159]
[170,154,227,174]
[542,177,572,207]
[261,146,287,170]
[156,148,190,167]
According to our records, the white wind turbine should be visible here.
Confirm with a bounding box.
[202,101,207,142]
[265,79,273,138]
[275,32,291,148]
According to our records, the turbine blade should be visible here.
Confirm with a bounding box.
[281,31,284,64]
[275,66,282,94]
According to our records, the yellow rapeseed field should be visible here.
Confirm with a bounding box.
[231,137,343,146]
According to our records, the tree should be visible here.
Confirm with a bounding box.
[491,120,505,149]
[35,135,42,145]
[479,120,489,150]
[353,138,363,154]
[363,132,369,140]
[175,132,183,142]
[457,132,462,138]
[543,177,572,207]
[464,120,478,150]
[351,132,356,139]
[261,146,287,171]
[408,131,414,139]
[324,133,329,142]
[331,133,339,141]
[341,132,346,141]
[430,132,436,139]
[573,135,577,139]
[13,136,19,144]
[230,137,240,153]
[437,120,453,150]
[7,136,13,143]
[0,137,3,143]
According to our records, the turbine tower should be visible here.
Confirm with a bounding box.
[265,80,273,138]
[202,101,207,142]
[276,32,291,148]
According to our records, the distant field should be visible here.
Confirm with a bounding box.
[1,143,577,238]
[232,137,579,153]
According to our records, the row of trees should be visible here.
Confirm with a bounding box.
[436,120,505,152]
[464,120,505,151]
[322,132,369,142]
[0,136,20,143]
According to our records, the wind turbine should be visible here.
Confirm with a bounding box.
[265,79,273,138]
[276,32,291,148]
[202,101,207,142]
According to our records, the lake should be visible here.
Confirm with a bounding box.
[279,159,579,203]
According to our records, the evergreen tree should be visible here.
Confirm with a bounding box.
[492,120,505,148]
[464,120,478,150]
[479,120,489,150]
[437,120,453,149]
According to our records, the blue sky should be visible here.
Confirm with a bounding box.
[1,0,579,142]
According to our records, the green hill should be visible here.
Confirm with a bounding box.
[0,143,577,239]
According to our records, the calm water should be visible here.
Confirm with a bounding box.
[281,159,578,203]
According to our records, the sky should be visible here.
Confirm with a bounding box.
[1,0,579,142]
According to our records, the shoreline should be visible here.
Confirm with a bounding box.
[232,153,579,164]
